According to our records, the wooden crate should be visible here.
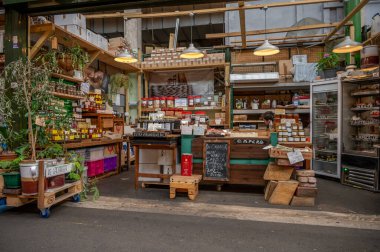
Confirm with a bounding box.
[269,148,312,160]
[268,180,299,205]
[102,118,114,128]
[263,162,294,181]
[170,175,202,200]
[291,196,315,207]
[276,158,303,167]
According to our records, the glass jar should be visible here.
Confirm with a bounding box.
[166,97,174,108]
[159,97,166,108]
[148,98,154,108]
[141,98,148,108]
[188,96,194,107]
[194,96,202,106]
[153,97,160,109]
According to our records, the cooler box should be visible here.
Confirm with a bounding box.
[85,158,104,177]
[104,154,118,173]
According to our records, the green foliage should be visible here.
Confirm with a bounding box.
[67,45,89,71]
[0,145,28,171]
[316,52,339,71]
[109,73,129,95]
[81,181,100,201]
[37,143,64,159]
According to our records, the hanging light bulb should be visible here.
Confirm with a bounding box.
[254,7,279,56]
[180,12,204,59]
[332,36,363,54]
[115,49,138,63]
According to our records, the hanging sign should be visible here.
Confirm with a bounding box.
[287,150,304,165]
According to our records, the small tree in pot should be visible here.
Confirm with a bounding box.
[316,52,340,79]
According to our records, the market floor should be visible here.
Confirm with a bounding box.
[1,206,379,252]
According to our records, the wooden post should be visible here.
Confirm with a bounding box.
[224,64,231,128]
[137,73,142,118]
[37,160,45,210]
[169,33,175,49]
[134,146,139,190]
[144,73,149,98]
[51,36,58,50]
[349,25,355,65]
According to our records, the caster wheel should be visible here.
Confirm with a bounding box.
[40,208,50,218]
[72,194,81,203]
[216,185,222,192]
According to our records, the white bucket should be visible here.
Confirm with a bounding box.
[20,162,39,195]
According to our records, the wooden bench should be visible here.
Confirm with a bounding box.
[170,175,202,200]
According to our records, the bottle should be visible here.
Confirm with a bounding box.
[292,92,300,106]
[272,99,277,109]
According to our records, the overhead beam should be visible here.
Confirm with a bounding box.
[84,0,339,19]
[206,22,352,39]
[30,30,52,59]
[324,0,369,42]
[238,1,247,48]
[230,33,343,44]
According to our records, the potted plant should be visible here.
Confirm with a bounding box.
[0,145,28,189]
[68,45,89,79]
[0,57,55,195]
[316,52,340,79]
[109,73,129,95]
[37,143,65,165]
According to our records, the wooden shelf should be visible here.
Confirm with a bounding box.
[142,63,227,72]
[50,91,85,100]
[233,108,310,115]
[233,120,264,123]
[82,112,114,118]
[51,73,83,83]
[31,23,139,73]
[141,106,224,113]
[63,139,123,149]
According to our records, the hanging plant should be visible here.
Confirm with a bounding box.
[68,45,89,71]
[109,73,129,95]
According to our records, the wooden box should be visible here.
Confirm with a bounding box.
[102,118,114,128]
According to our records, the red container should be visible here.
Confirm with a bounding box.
[181,153,193,176]
[46,174,65,189]
[85,159,104,177]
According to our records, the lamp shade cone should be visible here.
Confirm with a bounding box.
[115,49,138,63]
[180,43,204,59]
[332,36,363,54]
[253,40,280,56]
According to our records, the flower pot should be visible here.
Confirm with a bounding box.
[20,161,39,195]
[73,70,83,79]
[322,68,337,79]
[58,56,74,72]
[2,172,21,189]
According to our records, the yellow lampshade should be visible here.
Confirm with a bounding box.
[332,36,363,54]
[115,49,138,63]
[253,40,280,56]
[180,43,204,59]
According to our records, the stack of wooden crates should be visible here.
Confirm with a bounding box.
[264,147,316,207]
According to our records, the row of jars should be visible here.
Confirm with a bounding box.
[50,128,103,141]
[141,96,204,109]
[51,81,82,96]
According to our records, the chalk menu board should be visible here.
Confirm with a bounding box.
[203,140,230,181]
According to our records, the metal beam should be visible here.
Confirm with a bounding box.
[84,0,339,19]
[206,22,352,39]
[324,0,369,42]
[230,33,343,44]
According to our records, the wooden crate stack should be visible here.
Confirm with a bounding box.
[264,147,316,206]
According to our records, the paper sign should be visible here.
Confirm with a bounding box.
[81,82,90,94]
[274,109,286,115]
[35,116,46,127]
[287,150,304,165]
[94,89,102,94]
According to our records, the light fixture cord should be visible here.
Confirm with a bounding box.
[190,12,194,43]
[264,7,267,40]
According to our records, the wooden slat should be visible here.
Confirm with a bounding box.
[229,164,267,185]
[238,1,247,48]
[231,33,342,44]
[30,29,52,59]
[63,139,123,149]
[263,162,294,181]
[268,180,299,205]
[207,22,352,39]
[324,0,369,42]
[264,181,278,201]
[85,0,339,19]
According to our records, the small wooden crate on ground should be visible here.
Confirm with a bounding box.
[170,175,202,200]
[263,162,294,181]
[266,180,299,205]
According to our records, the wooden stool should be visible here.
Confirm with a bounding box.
[170,175,202,200]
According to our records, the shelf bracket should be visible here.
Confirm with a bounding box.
[85,50,101,69]
[30,29,53,59]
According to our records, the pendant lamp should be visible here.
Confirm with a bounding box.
[254,7,279,56]
[115,49,138,63]
[332,36,363,54]
[180,13,204,59]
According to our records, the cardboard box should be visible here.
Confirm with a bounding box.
[61,24,86,40]
[54,13,86,28]
[278,60,293,76]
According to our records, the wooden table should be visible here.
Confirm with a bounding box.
[131,135,180,190]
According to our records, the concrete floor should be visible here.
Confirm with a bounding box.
[1,168,380,252]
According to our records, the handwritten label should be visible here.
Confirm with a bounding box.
[133,131,167,138]
[287,150,304,165]
[233,139,265,145]
[275,108,286,115]
[204,142,229,180]
[45,164,73,178]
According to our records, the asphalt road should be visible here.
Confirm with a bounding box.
[0,205,379,252]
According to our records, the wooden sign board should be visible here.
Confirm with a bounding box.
[203,140,230,181]
[133,131,167,138]
[45,163,73,178]
[233,138,265,145]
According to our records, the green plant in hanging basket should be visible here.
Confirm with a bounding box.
[109,73,129,95]
[68,45,89,71]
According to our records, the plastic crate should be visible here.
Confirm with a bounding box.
[85,159,104,177]
[104,155,117,173]
[85,147,104,161]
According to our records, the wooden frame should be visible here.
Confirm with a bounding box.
[203,139,230,182]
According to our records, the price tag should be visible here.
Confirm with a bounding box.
[274,108,286,115]
[94,89,102,94]
[35,116,46,127]
[287,150,304,165]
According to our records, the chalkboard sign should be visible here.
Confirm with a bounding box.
[203,140,230,181]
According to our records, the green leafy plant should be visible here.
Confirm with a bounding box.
[37,143,64,160]
[0,145,28,171]
[316,52,339,71]
[0,57,56,161]
[66,151,99,201]
[68,45,89,71]
[109,73,129,95]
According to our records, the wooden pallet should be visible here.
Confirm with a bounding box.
[39,180,82,210]
[170,175,202,201]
